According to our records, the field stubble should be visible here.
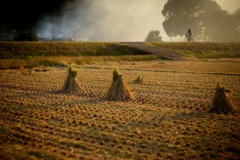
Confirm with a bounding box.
[0,59,240,159]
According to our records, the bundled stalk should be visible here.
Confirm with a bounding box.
[62,65,82,93]
[106,68,135,101]
[113,67,121,82]
[133,74,144,84]
[209,82,237,114]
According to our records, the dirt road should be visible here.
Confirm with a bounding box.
[122,42,186,60]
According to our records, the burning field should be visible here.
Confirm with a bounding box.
[0,59,240,159]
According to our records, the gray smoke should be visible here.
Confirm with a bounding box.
[37,0,167,42]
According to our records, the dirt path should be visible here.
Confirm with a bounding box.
[122,42,187,60]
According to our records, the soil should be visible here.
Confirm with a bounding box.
[122,42,187,60]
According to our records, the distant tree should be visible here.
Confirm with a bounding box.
[233,8,240,41]
[14,31,38,41]
[162,0,221,38]
[162,0,239,41]
[145,30,162,42]
[201,10,238,41]
[233,8,240,20]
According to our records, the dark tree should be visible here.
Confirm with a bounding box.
[162,0,221,37]
[14,31,38,41]
[162,0,239,41]
[0,0,77,32]
[145,30,162,42]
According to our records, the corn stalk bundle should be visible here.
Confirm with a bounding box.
[106,68,135,101]
[209,83,237,114]
[62,66,82,94]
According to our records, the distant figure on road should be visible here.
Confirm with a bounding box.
[186,28,192,41]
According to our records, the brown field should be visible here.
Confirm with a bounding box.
[0,59,240,160]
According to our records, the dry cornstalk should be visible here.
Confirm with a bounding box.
[106,68,135,101]
[209,82,237,114]
[62,65,82,94]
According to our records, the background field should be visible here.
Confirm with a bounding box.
[0,42,240,69]
[146,42,240,59]
[0,59,240,159]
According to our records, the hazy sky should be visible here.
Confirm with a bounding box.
[36,0,240,42]
[216,0,240,13]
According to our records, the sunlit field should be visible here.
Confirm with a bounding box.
[0,59,240,159]
[1,42,240,69]
[146,42,240,59]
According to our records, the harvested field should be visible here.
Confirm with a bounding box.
[0,59,240,159]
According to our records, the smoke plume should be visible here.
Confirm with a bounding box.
[37,0,166,42]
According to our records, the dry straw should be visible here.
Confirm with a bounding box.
[133,74,144,84]
[62,65,82,93]
[209,82,237,114]
[106,67,135,101]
